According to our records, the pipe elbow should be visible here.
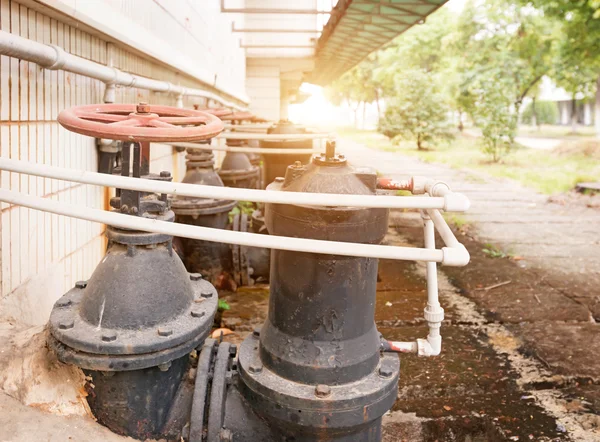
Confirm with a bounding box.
[417,337,442,357]
[441,245,470,267]
[443,192,470,212]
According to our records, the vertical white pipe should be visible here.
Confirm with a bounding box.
[422,212,443,356]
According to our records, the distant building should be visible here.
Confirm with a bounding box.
[537,76,595,126]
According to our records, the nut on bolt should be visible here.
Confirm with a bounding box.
[189,273,203,281]
[378,361,394,378]
[157,327,173,337]
[191,309,205,318]
[101,332,117,342]
[75,280,87,289]
[58,320,74,330]
[248,362,263,374]
[315,384,331,398]
[136,102,151,113]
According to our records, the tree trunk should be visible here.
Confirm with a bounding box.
[458,111,464,132]
[375,90,381,121]
[531,97,538,129]
[571,95,578,134]
[595,75,600,139]
[417,133,423,150]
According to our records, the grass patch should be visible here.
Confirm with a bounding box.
[337,127,600,194]
[218,299,231,311]
[482,244,511,259]
[444,213,470,229]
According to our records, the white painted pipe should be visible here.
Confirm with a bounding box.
[0,188,452,263]
[0,158,466,212]
[386,213,446,356]
[426,208,461,248]
[216,132,332,140]
[0,30,248,110]
[170,142,321,155]
[420,215,444,356]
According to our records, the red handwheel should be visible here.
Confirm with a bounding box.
[194,106,234,118]
[58,103,224,142]
[220,111,255,122]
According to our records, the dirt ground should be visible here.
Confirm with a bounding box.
[217,215,600,442]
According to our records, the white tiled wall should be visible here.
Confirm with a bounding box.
[0,0,247,325]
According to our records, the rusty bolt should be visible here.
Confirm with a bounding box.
[136,102,151,113]
[75,280,87,289]
[189,273,203,281]
[160,171,171,178]
[120,204,129,214]
[201,291,213,298]
[219,428,233,442]
[294,161,302,167]
[101,332,117,342]
[253,326,261,337]
[378,364,393,379]
[315,384,331,398]
[129,206,138,215]
[248,362,263,374]
[58,320,74,330]
[191,309,205,318]
[158,327,173,337]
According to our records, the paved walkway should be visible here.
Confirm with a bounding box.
[340,137,600,280]
[514,136,563,150]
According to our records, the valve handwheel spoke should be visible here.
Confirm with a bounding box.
[58,103,224,142]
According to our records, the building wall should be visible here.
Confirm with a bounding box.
[246,60,281,122]
[0,0,247,326]
[240,0,318,122]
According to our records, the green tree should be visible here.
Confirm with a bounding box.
[378,69,454,150]
[515,0,600,137]
[326,61,381,128]
[455,0,556,115]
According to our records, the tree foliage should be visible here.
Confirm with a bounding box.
[515,0,600,135]
[378,69,454,150]
[325,55,382,127]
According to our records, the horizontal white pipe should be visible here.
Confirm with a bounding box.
[216,132,332,140]
[0,158,462,211]
[0,188,449,263]
[0,30,247,110]
[170,142,321,155]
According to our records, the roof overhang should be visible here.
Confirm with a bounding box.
[309,0,448,85]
